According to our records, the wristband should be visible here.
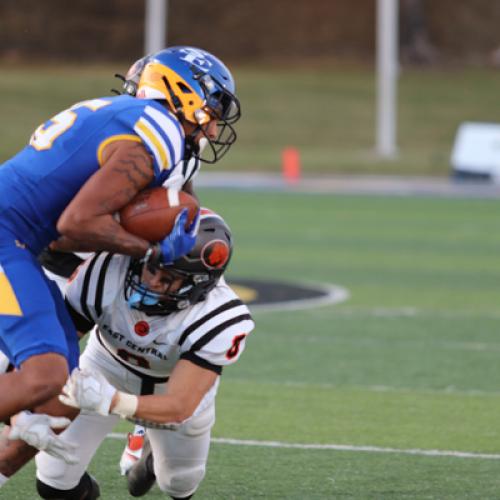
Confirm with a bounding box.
[111,392,138,419]
[142,243,162,271]
[142,245,154,262]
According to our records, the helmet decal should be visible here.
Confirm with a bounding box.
[201,239,230,270]
[178,48,213,70]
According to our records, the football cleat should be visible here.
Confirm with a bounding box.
[119,428,145,476]
[85,473,101,500]
[127,434,156,497]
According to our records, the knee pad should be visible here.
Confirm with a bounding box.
[36,452,73,490]
[156,465,205,499]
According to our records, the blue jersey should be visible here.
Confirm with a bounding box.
[0,95,185,255]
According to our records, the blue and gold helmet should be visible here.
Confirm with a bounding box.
[136,46,241,163]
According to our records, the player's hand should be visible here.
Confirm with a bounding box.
[8,411,78,465]
[158,208,200,265]
[59,368,116,416]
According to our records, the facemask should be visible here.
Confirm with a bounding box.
[127,284,162,310]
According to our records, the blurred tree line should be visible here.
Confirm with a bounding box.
[1,0,499,65]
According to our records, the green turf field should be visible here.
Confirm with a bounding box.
[2,189,499,499]
[2,64,500,175]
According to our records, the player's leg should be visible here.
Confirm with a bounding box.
[0,240,78,421]
[0,353,68,421]
[35,411,118,498]
[0,273,80,484]
[35,343,125,498]
[128,401,215,499]
[0,390,80,481]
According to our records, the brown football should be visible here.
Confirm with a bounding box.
[119,187,199,242]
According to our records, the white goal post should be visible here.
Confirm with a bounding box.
[144,0,399,160]
[376,0,399,159]
[144,0,169,55]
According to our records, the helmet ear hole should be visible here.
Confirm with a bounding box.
[177,82,192,94]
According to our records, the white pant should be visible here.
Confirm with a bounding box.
[36,337,215,499]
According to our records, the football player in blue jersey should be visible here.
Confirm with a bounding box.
[0,46,241,462]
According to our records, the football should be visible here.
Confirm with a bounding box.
[119,187,199,242]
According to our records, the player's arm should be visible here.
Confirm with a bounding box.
[48,236,104,253]
[60,359,217,425]
[56,140,153,258]
[114,359,217,424]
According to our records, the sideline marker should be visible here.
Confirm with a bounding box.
[282,147,301,184]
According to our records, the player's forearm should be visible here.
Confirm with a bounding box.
[110,392,193,425]
[49,236,98,253]
[0,429,38,477]
[57,214,150,258]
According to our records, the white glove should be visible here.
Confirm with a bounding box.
[59,368,117,416]
[8,411,78,465]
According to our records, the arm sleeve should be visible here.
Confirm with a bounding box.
[178,297,254,370]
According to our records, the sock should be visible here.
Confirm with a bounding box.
[133,424,145,435]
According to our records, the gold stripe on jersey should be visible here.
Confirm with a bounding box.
[0,270,22,316]
[97,134,142,167]
[134,118,169,170]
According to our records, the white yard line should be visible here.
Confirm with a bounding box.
[226,378,500,398]
[106,433,500,460]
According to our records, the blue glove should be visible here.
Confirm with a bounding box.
[157,208,200,265]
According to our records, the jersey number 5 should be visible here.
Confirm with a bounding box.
[29,99,111,151]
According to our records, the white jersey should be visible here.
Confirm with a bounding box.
[66,252,254,379]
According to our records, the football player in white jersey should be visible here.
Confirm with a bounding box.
[33,209,254,500]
